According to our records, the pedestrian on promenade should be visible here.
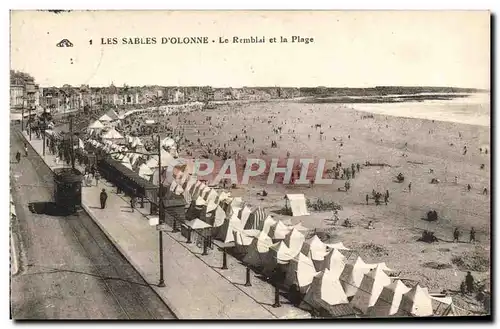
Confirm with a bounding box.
[130,196,136,212]
[100,189,108,209]
[15,151,21,163]
[95,171,100,187]
[24,143,28,157]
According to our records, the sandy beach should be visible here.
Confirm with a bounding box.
[123,98,490,312]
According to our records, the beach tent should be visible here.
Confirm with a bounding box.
[340,256,378,298]
[146,156,159,168]
[242,231,274,268]
[283,227,306,256]
[244,207,267,230]
[301,269,355,317]
[285,194,310,217]
[431,296,462,316]
[217,191,231,204]
[211,205,227,228]
[284,252,318,293]
[130,153,142,166]
[317,248,346,277]
[138,163,154,179]
[205,190,218,204]
[238,206,252,228]
[88,120,105,129]
[102,127,123,139]
[214,213,242,244]
[131,136,143,148]
[369,280,411,317]
[262,241,295,277]
[268,220,292,240]
[396,285,434,317]
[258,215,278,236]
[104,109,120,121]
[233,229,260,255]
[301,235,331,268]
[350,265,393,314]
[98,113,113,122]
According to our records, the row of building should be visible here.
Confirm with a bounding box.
[10,71,303,114]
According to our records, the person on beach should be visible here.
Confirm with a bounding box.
[408,182,412,192]
[453,227,460,243]
[384,194,389,205]
[483,187,488,195]
[467,184,472,192]
[470,227,476,243]
[100,189,108,209]
[465,271,474,294]
[454,176,458,184]
[366,194,369,205]
[366,221,374,230]
[356,163,360,172]
[15,151,21,163]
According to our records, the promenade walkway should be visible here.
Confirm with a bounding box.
[22,132,310,319]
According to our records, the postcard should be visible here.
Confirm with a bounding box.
[9,10,490,320]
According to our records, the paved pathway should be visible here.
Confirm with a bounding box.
[23,132,310,319]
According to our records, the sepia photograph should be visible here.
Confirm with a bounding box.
[9,10,491,320]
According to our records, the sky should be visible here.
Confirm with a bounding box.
[10,10,490,89]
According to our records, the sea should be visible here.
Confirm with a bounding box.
[348,92,490,127]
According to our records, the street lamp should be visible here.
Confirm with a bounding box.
[107,134,166,287]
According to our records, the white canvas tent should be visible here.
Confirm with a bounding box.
[215,214,242,244]
[317,248,346,277]
[340,257,378,298]
[350,265,393,314]
[244,207,267,230]
[283,227,306,259]
[284,252,318,293]
[285,194,310,217]
[104,109,120,121]
[238,206,252,228]
[242,231,274,268]
[146,156,159,168]
[369,280,411,317]
[258,215,277,236]
[88,120,105,129]
[396,285,434,317]
[98,113,113,122]
[268,220,291,240]
[138,163,154,179]
[131,136,143,148]
[301,269,354,317]
[301,235,330,268]
[233,229,260,254]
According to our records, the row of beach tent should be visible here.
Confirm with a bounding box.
[165,171,458,318]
